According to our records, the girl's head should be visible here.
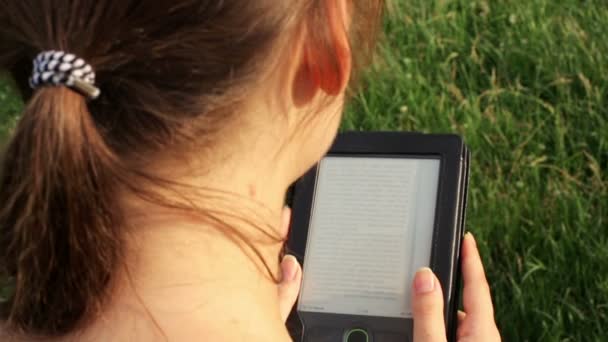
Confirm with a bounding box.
[0,0,383,337]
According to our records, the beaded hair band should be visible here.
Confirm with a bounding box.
[29,50,100,99]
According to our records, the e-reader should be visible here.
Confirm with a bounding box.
[287,132,470,342]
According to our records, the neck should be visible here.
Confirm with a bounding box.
[76,145,296,341]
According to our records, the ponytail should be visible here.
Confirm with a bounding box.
[0,87,123,336]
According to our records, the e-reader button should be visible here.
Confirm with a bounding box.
[344,328,370,342]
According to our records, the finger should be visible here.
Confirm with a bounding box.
[278,254,302,322]
[456,311,469,341]
[412,267,447,342]
[279,206,292,238]
[457,310,466,325]
[461,232,494,318]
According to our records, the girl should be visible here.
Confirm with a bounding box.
[0,1,500,340]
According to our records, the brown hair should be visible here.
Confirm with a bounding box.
[0,0,383,337]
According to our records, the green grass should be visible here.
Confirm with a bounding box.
[344,1,608,341]
[1,0,607,341]
[0,74,20,145]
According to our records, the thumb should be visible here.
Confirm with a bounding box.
[278,254,302,322]
[412,267,447,342]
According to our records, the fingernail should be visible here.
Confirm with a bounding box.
[414,267,435,294]
[465,232,476,246]
[282,255,298,281]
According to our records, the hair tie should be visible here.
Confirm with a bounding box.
[29,50,100,100]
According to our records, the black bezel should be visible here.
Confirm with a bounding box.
[288,131,468,342]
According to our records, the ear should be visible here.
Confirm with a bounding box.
[292,0,352,106]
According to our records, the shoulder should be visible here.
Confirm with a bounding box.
[0,325,16,342]
[0,324,10,341]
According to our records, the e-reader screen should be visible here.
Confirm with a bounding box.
[298,156,441,318]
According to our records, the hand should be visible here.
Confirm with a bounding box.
[277,206,303,322]
[411,232,501,341]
